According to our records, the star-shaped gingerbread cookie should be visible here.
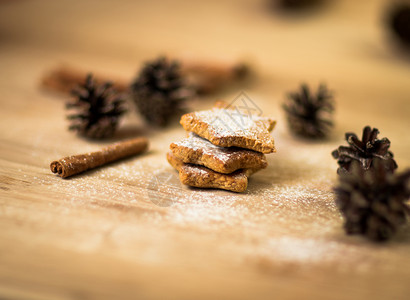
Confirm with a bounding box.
[167,152,260,193]
[170,132,267,174]
[180,102,276,153]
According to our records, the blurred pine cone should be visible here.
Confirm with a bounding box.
[67,74,126,139]
[131,57,192,127]
[388,3,410,46]
[332,126,397,174]
[335,159,410,242]
[283,83,334,138]
[275,0,323,9]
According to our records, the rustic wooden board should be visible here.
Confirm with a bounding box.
[0,0,409,299]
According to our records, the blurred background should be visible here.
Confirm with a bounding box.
[1,0,409,140]
[0,0,410,299]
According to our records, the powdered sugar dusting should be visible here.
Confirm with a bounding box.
[196,107,273,140]
[174,132,264,164]
[175,133,234,163]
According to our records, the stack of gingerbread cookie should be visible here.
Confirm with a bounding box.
[167,102,276,192]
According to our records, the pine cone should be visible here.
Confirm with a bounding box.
[67,74,126,139]
[131,57,192,126]
[335,159,410,242]
[332,126,397,174]
[273,0,324,10]
[283,83,334,138]
[388,3,410,46]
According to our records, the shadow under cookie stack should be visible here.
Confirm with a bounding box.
[167,102,276,192]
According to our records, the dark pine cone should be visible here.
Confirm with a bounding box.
[335,159,410,242]
[388,3,410,46]
[332,126,397,174]
[131,57,192,127]
[283,83,334,138]
[274,0,324,10]
[67,74,126,139]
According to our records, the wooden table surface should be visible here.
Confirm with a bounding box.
[1,0,409,299]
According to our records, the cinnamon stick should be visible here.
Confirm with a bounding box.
[41,59,250,96]
[180,59,249,94]
[41,65,129,95]
[50,137,148,178]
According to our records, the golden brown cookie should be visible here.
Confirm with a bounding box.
[170,132,267,174]
[180,102,276,153]
[166,152,258,193]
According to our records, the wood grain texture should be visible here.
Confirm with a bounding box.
[0,0,409,299]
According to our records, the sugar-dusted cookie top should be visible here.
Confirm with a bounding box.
[180,102,276,153]
[167,152,258,193]
[170,132,267,174]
